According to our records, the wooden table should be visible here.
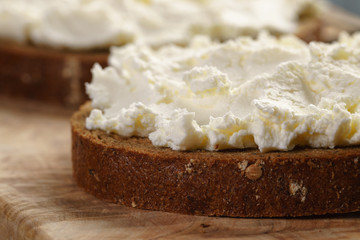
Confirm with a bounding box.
[0,103,359,240]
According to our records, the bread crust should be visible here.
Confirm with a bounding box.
[0,42,108,108]
[71,103,360,217]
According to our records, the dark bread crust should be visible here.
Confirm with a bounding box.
[0,42,108,108]
[71,102,360,217]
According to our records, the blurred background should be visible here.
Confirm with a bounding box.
[330,0,360,15]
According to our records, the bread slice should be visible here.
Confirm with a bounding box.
[0,42,108,109]
[71,102,360,217]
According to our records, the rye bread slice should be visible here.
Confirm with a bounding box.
[71,102,360,217]
[0,42,108,109]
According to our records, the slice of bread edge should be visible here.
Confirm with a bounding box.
[71,102,360,217]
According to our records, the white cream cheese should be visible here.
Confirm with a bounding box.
[85,32,360,152]
[0,0,321,49]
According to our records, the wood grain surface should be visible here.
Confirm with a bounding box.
[0,104,359,240]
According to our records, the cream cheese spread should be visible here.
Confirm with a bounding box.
[86,32,360,152]
[0,0,320,49]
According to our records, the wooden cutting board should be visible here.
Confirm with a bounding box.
[0,103,359,240]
